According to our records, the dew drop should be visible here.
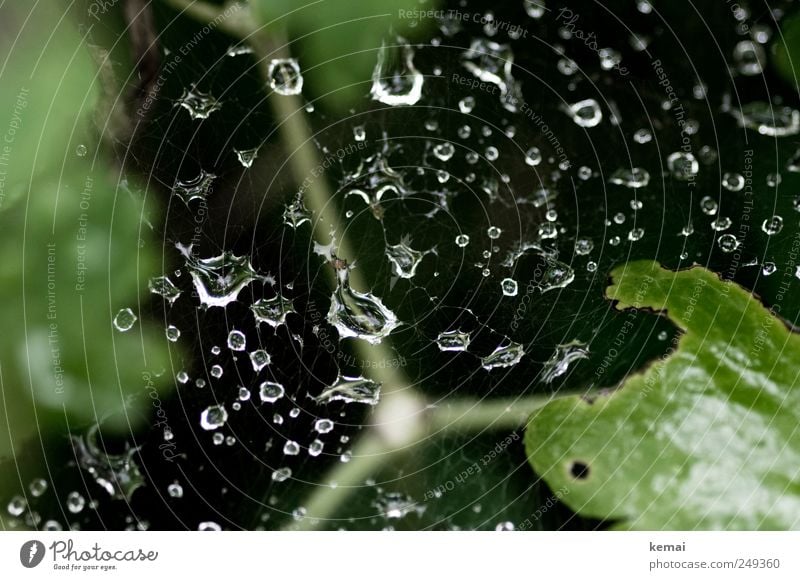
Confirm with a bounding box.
[249,349,271,371]
[327,266,399,344]
[227,329,246,351]
[762,215,784,236]
[436,329,471,352]
[541,340,589,383]
[113,308,137,332]
[564,99,602,128]
[259,381,285,404]
[718,233,740,253]
[370,38,423,106]
[314,374,381,405]
[481,341,524,370]
[149,275,181,304]
[200,405,228,430]
[268,58,303,95]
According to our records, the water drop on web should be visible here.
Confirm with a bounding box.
[234,147,260,168]
[564,99,603,128]
[314,374,381,405]
[718,233,740,253]
[481,341,524,370]
[283,441,300,456]
[200,405,228,430]
[173,170,216,204]
[433,141,455,161]
[72,426,145,500]
[722,172,745,191]
[259,381,285,403]
[730,102,800,137]
[166,325,180,342]
[524,0,546,18]
[227,329,246,351]
[198,521,221,531]
[733,40,765,75]
[370,38,423,106]
[575,238,594,255]
[538,259,575,292]
[6,496,26,517]
[327,263,399,344]
[267,58,304,96]
[487,226,502,239]
[386,240,427,279]
[113,308,137,332]
[667,152,699,180]
[272,468,292,482]
[309,439,325,456]
[210,365,223,379]
[168,482,184,498]
[762,215,784,236]
[178,87,221,119]
[609,167,650,188]
[283,196,312,228]
[249,349,271,371]
[315,419,334,434]
[66,492,85,514]
[29,478,48,498]
[179,245,265,309]
[436,329,471,352]
[541,340,590,383]
[251,293,295,328]
[524,146,542,166]
[501,278,519,296]
[149,275,181,304]
[455,234,470,247]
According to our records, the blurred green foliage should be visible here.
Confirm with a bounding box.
[254,0,440,110]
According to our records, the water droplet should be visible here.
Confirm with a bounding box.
[564,99,602,128]
[501,278,519,296]
[173,170,216,204]
[386,241,426,279]
[198,521,221,531]
[76,144,87,157]
[314,374,381,405]
[722,172,745,191]
[538,259,575,292]
[327,266,399,345]
[436,329,472,352]
[29,478,48,498]
[487,226,502,239]
[165,325,180,342]
[251,293,295,327]
[7,495,26,516]
[67,491,85,514]
[309,439,325,456]
[315,419,334,434]
[283,196,312,228]
[700,196,718,215]
[627,227,645,242]
[609,167,650,188]
[168,481,184,498]
[371,38,423,106]
[113,308,137,332]
[523,0,546,18]
[200,405,228,430]
[481,341,524,370]
[495,521,515,531]
[353,125,366,142]
[259,381,285,403]
[762,262,777,276]
[633,129,652,143]
[283,441,300,456]
[575,238,594,255]
[711,216,732,231]
[667,152,699,180]
[180,246,264,309]
[249,349,271,371]
[178,87,221,119]
[268,58,303,95]
[762,215,784,236]
[461,39,522,112]
[227,329,246,351]
[374,491,425,520]
[433,141,455,161]
[731,102,800,137]
[234,147,259,168]
[455,234,470,247]
[733,40,765,75]
[149,276,181,304]
[524,146,542,166]
[718,233,740,253]
[541,340,589,383]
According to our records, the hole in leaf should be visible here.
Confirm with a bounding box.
[569,461,590,480]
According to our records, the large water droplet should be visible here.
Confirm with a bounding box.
[173,170,216,204]
[314,374,381,405]
[564,99,602,128]
[481,341,525,370]
[149,276,181,304]
[251,293,295,327]
[200,405,228,430]
[667,152,699,180]
[268,58,304,95]
[179,245,264,309]
[327,265,399,344]
[113,308,137,332]
[259,381,285,403]
[370,38,423,106]
[386,241,426,279]
[541,340,590,383]
[178,87,221,119]
[436,329,471,352]
[609,167,650,188]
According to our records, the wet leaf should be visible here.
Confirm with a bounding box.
[526,260,800,530]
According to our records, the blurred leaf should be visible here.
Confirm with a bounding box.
[526,260,800,530]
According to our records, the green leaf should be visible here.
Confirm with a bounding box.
[525,260,800,530]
